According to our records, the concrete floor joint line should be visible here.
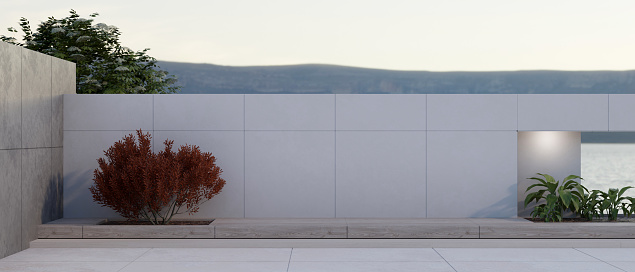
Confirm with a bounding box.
[433,248,459,272]
[573,247,628,272]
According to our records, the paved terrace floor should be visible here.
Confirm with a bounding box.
[7,218,635,271]
[3,245,635,272]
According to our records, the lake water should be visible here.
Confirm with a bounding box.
[581,143,635,197]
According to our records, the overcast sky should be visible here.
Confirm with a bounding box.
[1,0,634,71]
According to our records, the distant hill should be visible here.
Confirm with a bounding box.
[157,61,635,95]
[582,132,635,143]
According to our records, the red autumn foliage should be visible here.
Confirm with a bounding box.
[90,130,226,224]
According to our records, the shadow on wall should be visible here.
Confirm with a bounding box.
[63,170,120,219]
[471,184,517,218]
[41,172,63,223]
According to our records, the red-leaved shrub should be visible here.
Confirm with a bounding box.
[90,130,226,224]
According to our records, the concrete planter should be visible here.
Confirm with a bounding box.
[38,218,635,239]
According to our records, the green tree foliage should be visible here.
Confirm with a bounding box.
[1,10,179,94]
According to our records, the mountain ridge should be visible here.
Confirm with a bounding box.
[157,61,635,95]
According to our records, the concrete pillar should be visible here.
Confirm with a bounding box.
[518,131,581,217]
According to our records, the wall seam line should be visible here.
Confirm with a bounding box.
[425,94,428,218]
[50,137,54,223]
[20,47,23,249]
[50,57,53,148]
[152,95,155,132]
[334,94,337,218]
[243,94,246,218]
[516,94,519,216]
[20,149,23,249]
[20,48,23,148]
[49,56,54,223]
[152,95,155,150]
[516,94,519,131]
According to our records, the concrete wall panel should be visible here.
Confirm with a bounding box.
[517,131,581,216]
[63,130,137,218]
[21,49,52,148]
[245,94,335,130]
[427,94,517,130]
[609,94,635,131]
[52,58,75,146]
[336,94,426,130]
[518,94,609,131]
[154,94,244,131]
[154,131,245,218]
[0,150,21,257]
[335,131,426,217]
[64,94,153,131]
[245,131,335,217]
[21,148,52,249]
[427,131,517,218]
[1,43,71,258]
[0,43,22,149]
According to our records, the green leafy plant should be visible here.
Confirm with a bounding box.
[524,173,587,222]
[529,194,563,222]
[597,187,634,221]
[1,10,179,94]
[90,130,226,224]
[577,189,602,221]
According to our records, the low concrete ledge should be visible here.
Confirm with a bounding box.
[212,218,347,238]
[347,224,479,238]
[215,224,347,238]
[37,218,635,239]
[481,223,635,239]
[38,218,106,239]
[38,225,83,239]
[83,225,214,239]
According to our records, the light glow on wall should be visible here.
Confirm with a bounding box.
[531,131,577,158]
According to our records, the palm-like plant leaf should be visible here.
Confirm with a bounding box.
[524,173,584,222]
[563,175,583,183]
[526,178,548,192]
[559,187,572,209]
[618,186,633,198]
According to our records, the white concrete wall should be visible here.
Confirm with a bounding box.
[518,94,609,131]
[63,94,620,219]
[427,95,518,217]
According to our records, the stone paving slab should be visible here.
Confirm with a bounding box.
[9,247,635,272]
